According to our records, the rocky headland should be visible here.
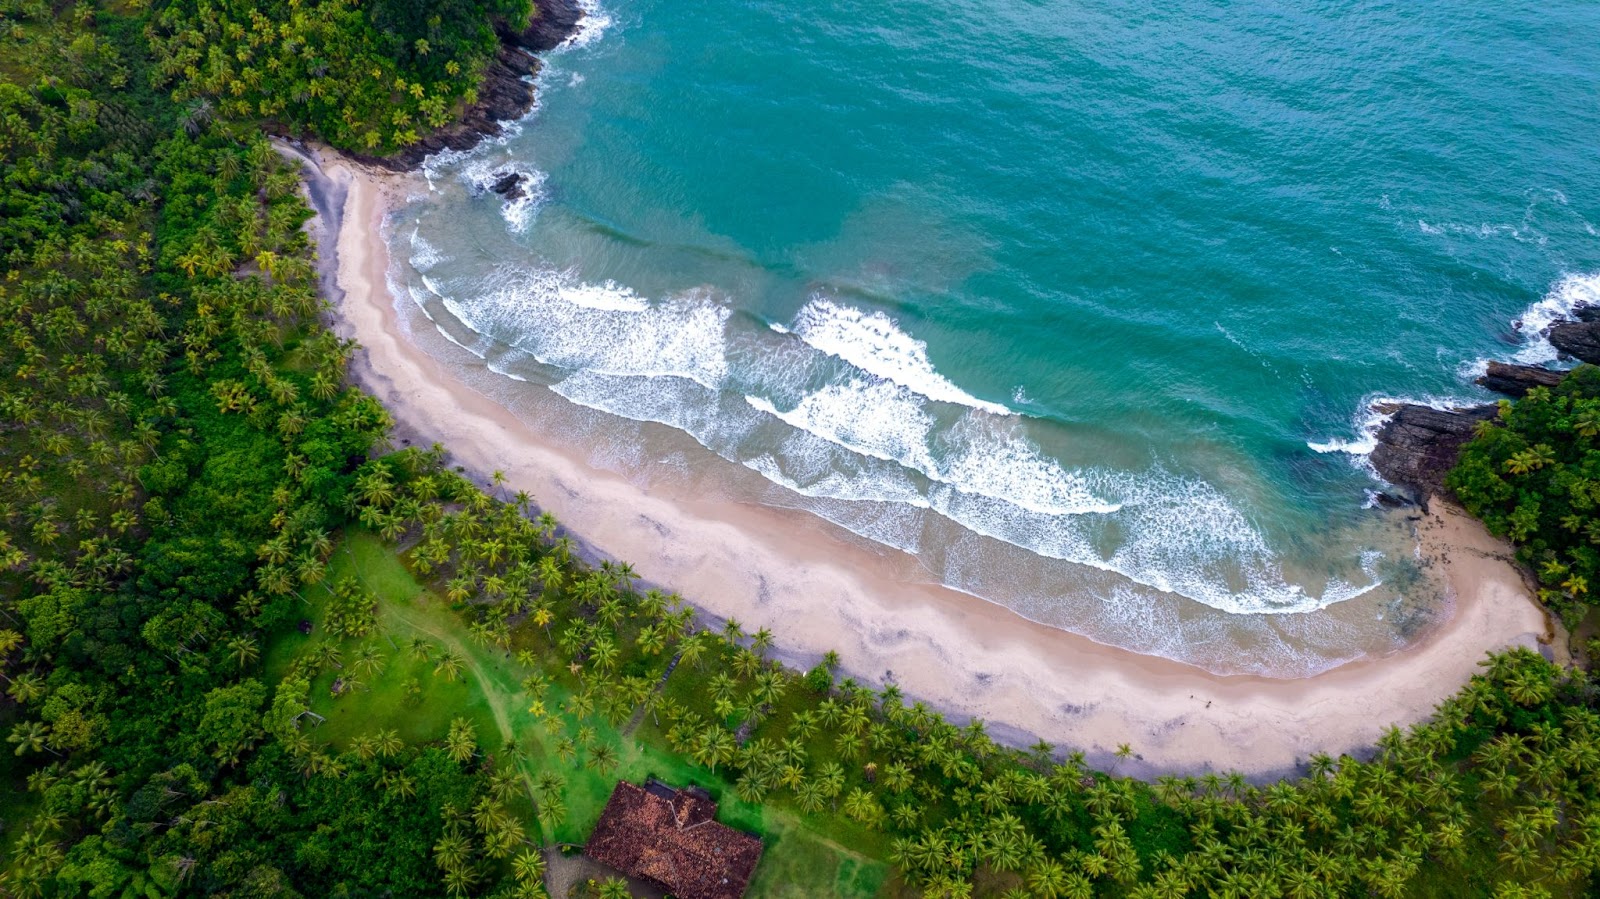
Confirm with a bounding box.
[354,0,585,172]
[1370,313,1600,505]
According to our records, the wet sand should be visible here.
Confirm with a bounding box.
[286,142,1556,777]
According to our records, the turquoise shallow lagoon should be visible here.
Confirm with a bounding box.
[391,0,1600,674]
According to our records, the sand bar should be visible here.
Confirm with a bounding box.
[285,142,1555,778]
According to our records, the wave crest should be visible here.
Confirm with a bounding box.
[1512,271,1600,364]
[791,296,1010,413]
[406,260,1380,619]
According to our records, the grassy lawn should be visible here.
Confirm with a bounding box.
[265,528,890,898]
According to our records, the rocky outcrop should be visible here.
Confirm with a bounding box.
[1476,361,1566,397]
[1370,404,1499,506]
[1549,320,1600,365]
[498,0,586,54]
[490,169,528,201]
[356,0,585,172]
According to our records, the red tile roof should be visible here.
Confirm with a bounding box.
[585,780,763,899]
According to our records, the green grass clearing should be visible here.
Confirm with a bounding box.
[264,528,889,898]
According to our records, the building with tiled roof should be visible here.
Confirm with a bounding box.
[584,780,764,899]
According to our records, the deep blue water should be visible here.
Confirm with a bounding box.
[393,0,1600,672]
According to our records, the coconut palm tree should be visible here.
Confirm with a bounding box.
[434,650,464,682]
[352,643,384,677]
[511,848,545,885]
[445,718,477,763]
[751,627,774,656]
[797,780,828,814]
[7,722,53,757]
[589,743,618,774]
[6,673,45,705]
[678,634,709,670]
[225,635,259,669]
[376,728,405,758]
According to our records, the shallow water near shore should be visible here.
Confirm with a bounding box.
[389,0,1600,675]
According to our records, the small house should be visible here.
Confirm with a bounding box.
[584,779,764,899]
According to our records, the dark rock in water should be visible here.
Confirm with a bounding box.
[1371,491,1414,510]
[499,0,585,54]
[490,170,525,201]
[1549,320,1600,365]
[1370,404,1499,506]
[1476,360,1566,397]
[1576,305,1600,324]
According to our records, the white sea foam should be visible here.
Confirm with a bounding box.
[559,279,650,312]
[1308,391,1484,469]
[562,0,614,50]
[419,145,474,186]
[1104,472,1376,613]
[936,459,1377,615]
[454,158,548,233]
[1307,402,1394,456]
[790,296,1010,413]
[1511,271,1600,364]
[739,376,1364,613]
[552,369,747,443]
[500,170,548,233]
[746,382,1117,518]
[443,265,731,389]
[1417,219,1547,246]
[743,451,933,512]
[407,227,450,272]
[936,415,1120,516]
[748,380,940,474]
[486,359,531,383]
[405,255,1375,618]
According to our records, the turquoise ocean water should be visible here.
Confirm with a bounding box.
[393,0,1600,674]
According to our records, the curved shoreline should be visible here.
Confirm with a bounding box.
[297,145,1554,778]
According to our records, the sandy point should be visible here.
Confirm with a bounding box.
[282,142,1557,779]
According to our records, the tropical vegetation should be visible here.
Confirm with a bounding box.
[147,0,531,153]
[2,1,1598,897]
[1451,367,1600,630]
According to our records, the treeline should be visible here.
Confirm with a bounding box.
[1451,367,1600,633]
[1,1,1598,898]
[339,448,1600,898]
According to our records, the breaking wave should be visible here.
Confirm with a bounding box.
[1511,271,1600,365]
[791,298,1010,413]
[563,0,614,50]
[408,261,1382,616]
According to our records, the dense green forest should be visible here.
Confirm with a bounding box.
[1450,369,1600,632]
[146,0,529,152]
[1,2,1598,897]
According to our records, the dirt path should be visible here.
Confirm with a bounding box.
[341,534,547,821]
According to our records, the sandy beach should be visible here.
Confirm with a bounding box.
[283,142,1557,778]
